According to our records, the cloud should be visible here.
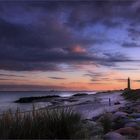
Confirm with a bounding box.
[64,0,139,29]
[48,77,66,80]
[114,78,126,82]
[66,45,86,54]
[84,71,104,78]
[0,74,25,77]
[84,70,112,83]
[114,67,139,71]
[0,15,132,71]
[0,78,28,81]
[122,41,140,48]
[88,82,110,85]
[128,27,140,40]
[0,84,67,91]
[0,1,139,72]
[134,80,140,82]
[0,78,12,80]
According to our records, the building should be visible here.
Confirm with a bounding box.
[127,77,131,90]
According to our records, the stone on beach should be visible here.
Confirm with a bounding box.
[115,127,138,136]
[113,111,128,119]
[103,132,125,140]
[124,122,140,129]
[129,113,140,118]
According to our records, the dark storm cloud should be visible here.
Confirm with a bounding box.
[122,42,140,48]
[63,0,138,29]
[0,61,61,71]
[0,14,132,71]
[128,27,140,40]
[0,1,139,71]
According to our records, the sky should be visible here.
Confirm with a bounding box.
[1,0,140,91]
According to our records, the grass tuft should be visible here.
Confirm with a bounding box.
[0,107,88,139]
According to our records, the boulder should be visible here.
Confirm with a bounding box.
[129,113,140,118]
[128,118,140,123]
[134,105,140,112]
[112,112,130,129]
[114,101,121,105]
[113,112,128,119]
[124,122,140,129]
[103,132,125,140]
[113,117,129,129]
[115,127,138,136]
[92,115,100,121]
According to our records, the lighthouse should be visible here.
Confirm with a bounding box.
[127,77,131,90]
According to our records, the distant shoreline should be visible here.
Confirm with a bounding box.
[0,89,123,92]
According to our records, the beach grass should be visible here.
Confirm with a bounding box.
[0,107,89,139]
[122,89,140,100]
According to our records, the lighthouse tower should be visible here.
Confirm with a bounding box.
[127,77,131,90]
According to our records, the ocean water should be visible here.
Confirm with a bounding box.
[0,91,96,113]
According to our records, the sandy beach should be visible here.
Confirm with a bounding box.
[57,91,128,119]
[20,91,128,119]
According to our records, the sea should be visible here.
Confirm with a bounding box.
[0,91,96,113]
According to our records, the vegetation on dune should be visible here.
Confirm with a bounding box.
[98,113,112,134]
[0,107,89,139]
[122,89,140,100]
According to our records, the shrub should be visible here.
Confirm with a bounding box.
[98,113,113,134]
[122,89,140,100]
[0,107,89,139]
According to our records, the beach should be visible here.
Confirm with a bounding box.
[6,90,127,119]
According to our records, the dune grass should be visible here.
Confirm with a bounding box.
[122,89,140,100]
[98,112,112,134]
[0,107,89,139]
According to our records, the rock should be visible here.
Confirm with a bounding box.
[129,113,140,118]
[112,112,130,129]
[92,115,100,121]
[114,101,121,105]
[124,122,140,129]
[113,117,129,129]
[113,112,128,119]
[128,118,140,123]
[103,132,125,140]
[115,127,138,136]
[134,105,140,112]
